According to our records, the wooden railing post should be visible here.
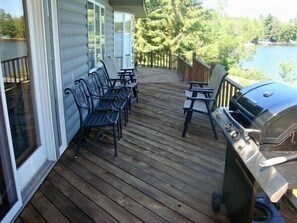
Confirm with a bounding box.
[169,50,172,69]
[150,51,153,67]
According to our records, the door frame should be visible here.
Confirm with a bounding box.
[0,61,22,223]
[15,0,56,191]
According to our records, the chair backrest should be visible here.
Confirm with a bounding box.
[101,57,119,79]
[208,64,228,109]
[109,55,122,72]
[64,82,91,123]
[78,75,103,98]
[91,67,111,94]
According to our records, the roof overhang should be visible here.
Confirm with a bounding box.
[109,0,147,18]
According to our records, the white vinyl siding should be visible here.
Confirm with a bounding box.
[58,0,89,142]
[58,0,114,142]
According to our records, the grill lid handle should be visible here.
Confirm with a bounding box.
[259,153,297,167]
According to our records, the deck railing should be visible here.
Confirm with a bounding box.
[1,56,29,89]
[136,51,178,70]
[177,53,211,82]
[136,50,242,107]
[217,77,242,107]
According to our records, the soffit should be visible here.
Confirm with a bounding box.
[109,0,147,17]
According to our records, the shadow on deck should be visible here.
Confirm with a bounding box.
[16,67,296,223]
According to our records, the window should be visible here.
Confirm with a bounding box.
[87,1,105,68]
[114,12,134,68]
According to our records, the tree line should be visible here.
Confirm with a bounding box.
[135,0,297,75]
[0,9,25,39]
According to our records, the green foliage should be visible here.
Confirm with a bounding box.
[135,0,206,53]
[135,1,297,74]
[260,14,297,42]
[136,0,263,69]
[0,9,25,38]
[279,61,297,82]
[228,67,268,81]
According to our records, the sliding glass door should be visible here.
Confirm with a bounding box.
[0,1,59,220]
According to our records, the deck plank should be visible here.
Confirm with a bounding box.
[46,170,117,223]
[30,190,70,223]
[16,68,296,222]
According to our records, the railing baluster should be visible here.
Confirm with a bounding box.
[1,56,30,89]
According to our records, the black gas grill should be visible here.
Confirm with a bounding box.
[212,81,297,223]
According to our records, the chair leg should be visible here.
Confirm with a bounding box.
[125,103,129,125]
[113,125,118,156]
[133,87,138,102]
[209,116,218,140]
[182,109,191,137]
[188,110,193,123]
[117,116,122,139]
[76,126,85,158]
[123,106,127,126]
[128,96,132,113]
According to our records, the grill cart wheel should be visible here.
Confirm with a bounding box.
[211,191,222,212]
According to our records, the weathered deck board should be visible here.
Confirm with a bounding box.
[17,69,297,223]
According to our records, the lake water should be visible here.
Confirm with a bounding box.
[241,45,297,81]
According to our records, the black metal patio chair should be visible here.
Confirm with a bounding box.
[182,64,228,139]
[101,57,139,102]
[109,55,138,85]
[64,81,121,157]
[76,75,128,127]
[90,67,133,113]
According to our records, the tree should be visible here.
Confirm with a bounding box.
[135,1,266,69]
[135,0,206,59]
[279,61,297,82]
[263,14,281,41]
[0,9,25,38]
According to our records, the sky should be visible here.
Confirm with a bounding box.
[1,0,296,22]
[203,0,297,22]
[0,0,23,17]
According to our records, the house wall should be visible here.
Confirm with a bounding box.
[57,0,115,142]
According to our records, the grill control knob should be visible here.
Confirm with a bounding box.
[224,123,233,132]
[215,111,222,119]
[230,130,239,139]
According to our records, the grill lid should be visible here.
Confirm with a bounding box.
[230,81,297,146]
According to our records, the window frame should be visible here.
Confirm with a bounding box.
[87,0,106,69]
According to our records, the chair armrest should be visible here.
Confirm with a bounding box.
[118,70,134,74]
[118,73,134,77]
[188,81,208,85]
[188,81,208,89]
[121,68,135,71]
[110,78,129,87]
[190,88,214,93]
[187,96,215,101]
[110,78,125,82]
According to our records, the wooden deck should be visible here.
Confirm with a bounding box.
[16,68,296,222]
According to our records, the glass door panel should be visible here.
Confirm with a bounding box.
[114,12,124,66]
[0,109,19,222]
[124,13,132,68]
[114,12,134,68]
[0,0,40,167]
